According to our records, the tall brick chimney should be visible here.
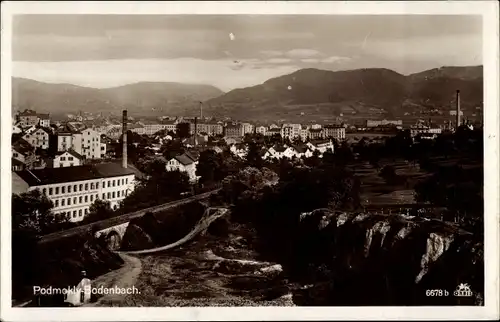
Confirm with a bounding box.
[456,90,461,128]
[122,110,128,169]
[199,101,203,119]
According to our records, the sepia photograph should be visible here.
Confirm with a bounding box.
[1,1,499,321]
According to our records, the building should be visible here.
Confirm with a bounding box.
[12,163,136,222]
[323,125,346,141]
[299,128,309,142]
[282,123,302,138]
[263,144,297,160]
[256,126,267,136]
[224,124,243,138]
[366,119,403,128]
[195,120,224,136]
[22,127,51,150]
[48,150,84,168]
[12,138,36,169]
[310,124,322,130]
[307,139,334,154]
[17,109,39,127]
[12,123,23,134]
[230,143,248,158]
[308,128,324,140]
[266,128,282,137]
[129,123,146,135]
[291,144,314,158]
[241,123,254,136]
[38,114,50,127]
[57,125,104,159]
[165,153,198,183]
[410,125,443,137]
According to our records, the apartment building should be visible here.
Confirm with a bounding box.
[323,125,346,140]
[241,123,254,136]
[282,123,302,138]
[57,125,104,159]
[38,114,50,127]
[16,110,39,127]
[224,124,244,138]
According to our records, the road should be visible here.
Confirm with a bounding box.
[39,189,221,244]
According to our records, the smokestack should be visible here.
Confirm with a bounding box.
[456,90,461,128]
[199,101,203,119]
[194,116,198,147]
[122,110,128,169]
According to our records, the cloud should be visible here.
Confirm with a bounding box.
[321,56,352,64]
[301,58,320,63]
[260,50,283,57]
[285,49,321,59]
[266,58,292,64]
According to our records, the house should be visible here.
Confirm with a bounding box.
[210,146,224,154]
[230,143,248,158]
[48,150,84,168]
[307,139,334,154]
[12,158,25,171]
[291,144,314,159]
[12,123,23,134]
[22,127,51,150]
[17,109,39,127]
[165,153,199,183]
[12,163,136,222]
[38,114,50,127]
[263,144,296,160]
[12,138,36,169]
[22,125,37,135]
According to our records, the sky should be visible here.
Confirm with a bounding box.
[12,15,482,92]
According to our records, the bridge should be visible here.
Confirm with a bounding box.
[39,189,221,248]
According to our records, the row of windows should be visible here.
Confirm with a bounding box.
[59,156,74,161]
[57,208,88,220]
[42,178,130,196]
[53,190,128,207]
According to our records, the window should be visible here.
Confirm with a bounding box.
[68,198,71,205]
[112,191,115,198]
[61,199,65,206]
[107,192,111,199]
[79,196,82,203]
[90,195,94,202]
[85,183,88,191]
[73,211,76,218]
[55,187,59,194]
[55,200,59,207]
[113,180,116,187]
[61,186,65,194]
[126,178,128,184]
[13,152,18,157]
[95,194,98,200]
[73,185,77,191]
[60,157,66,161]
[96,182,99,189]
[68,185,72,193]
[73,197,77,204]
[79,209,82,216]
[85,195,88,203]
[42,188,47,195]
[79,184,83,191]
[49,188,53,195]
[107,181,111,188]
[90,183,94,190]
[117,191,120,198]
[85,208,88,215]
[102,193,105,199]
[68,157,73,161]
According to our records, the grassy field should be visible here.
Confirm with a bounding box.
[352,156,482,208]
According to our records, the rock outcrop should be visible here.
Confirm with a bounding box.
[289,209,483,306]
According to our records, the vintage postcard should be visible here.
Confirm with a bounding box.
[1,1,499,321]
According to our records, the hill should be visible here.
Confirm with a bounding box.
[12,78,224,117]
[205,66,483,122]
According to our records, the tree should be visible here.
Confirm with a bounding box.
[85,199,114,222]
[176,122,191,139]
[196,149,228,184]
[162,139,185,160]
[245,141,263,169]
[379,165,397,184]
[12,189,66,235]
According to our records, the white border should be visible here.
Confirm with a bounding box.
[1,1,499,321]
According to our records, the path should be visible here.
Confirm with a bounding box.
[84,253,142,307]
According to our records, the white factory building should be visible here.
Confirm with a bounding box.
[12,163,136,222]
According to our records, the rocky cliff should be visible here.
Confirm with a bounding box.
[289,209,483,305]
